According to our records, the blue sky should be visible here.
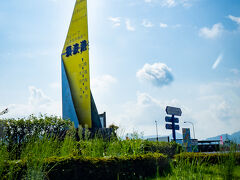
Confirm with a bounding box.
[0,0,240,139]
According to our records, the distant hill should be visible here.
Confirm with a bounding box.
[206,130,240,144]
[169,132,183,140]
[144,132,183,140]
[144,130,240,144]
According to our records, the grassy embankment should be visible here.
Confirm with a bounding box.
[0,116,239,179]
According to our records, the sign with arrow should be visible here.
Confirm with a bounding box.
[165,106,182,142]
[165,116,179,123]
[166,106,182,116]
[165,124,180,130]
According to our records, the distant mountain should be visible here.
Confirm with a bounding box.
[206,130,240,144]
[144,132,183,140]
[144,131,240,144]
[169,132,183,140]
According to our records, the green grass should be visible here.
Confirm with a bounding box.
[166,161,239,179]
[150,150,240,180]
[148,161,240,180]
[149,165,240,179]
[1,133,239,179]
[0,116,239,179]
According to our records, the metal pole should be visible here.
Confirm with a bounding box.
[172,115,176,142]
[184,121,195,139]
[155,120,158,142]
[192,122,195,139]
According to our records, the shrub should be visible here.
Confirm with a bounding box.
[143,141,182,158]
[1,153,169,180]
[0,115,72,159]
[46,153,169,180]
[173,152,240,179]
[175,152,240,165]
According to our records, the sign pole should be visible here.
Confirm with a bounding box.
[155,120,158,142]
[165,106,181,142]
[172,115,176,142]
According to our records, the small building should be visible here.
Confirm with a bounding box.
[147,136,170,142]
[198,140,220,152]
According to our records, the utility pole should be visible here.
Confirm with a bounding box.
[155,120,158,142]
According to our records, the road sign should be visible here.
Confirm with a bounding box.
[165,116,179,123]
[165,124,180,130]
[166,106,182,116]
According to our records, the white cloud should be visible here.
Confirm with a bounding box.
[49,82,61,89]
[98,77,240,139]
[1,50,49,61]
[161,0,176,7]
[125,19,135,31]
[136,62,174,87]
[91,74,117,95]
[0,86,61,119]
[212,54,223,69]
[116,79,240,139]
[110,92,194,137]
[144,0,193,8]
[28,86,51,106]
[194,80,240,138]
[109,78,240,139]
[111,92,182,135]
[199,23,223,39]
[199,81,240,96]
[160,23,168,28]
[230,68,240,75]
[110,82,240,139]
[180,0,192,8]
[142,19,154,28]
[228,15,240,25]
[172,24,181,28]
[108,17,121,27]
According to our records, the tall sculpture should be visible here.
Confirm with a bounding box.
[61,0,103,128]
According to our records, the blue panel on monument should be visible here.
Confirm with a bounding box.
[61,59,79,127]
[90,92,102,128]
